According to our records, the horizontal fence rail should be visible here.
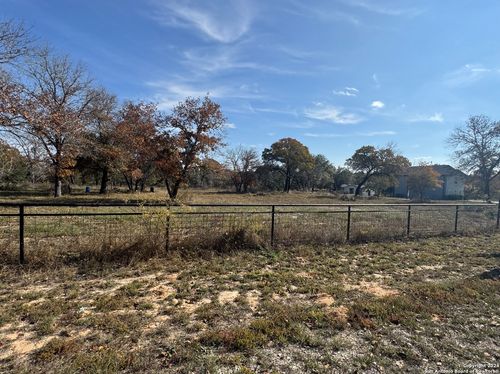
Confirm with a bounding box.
[0,202,498,264]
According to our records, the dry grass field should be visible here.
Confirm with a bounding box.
[0,186,405,205]
[0,233,499,373]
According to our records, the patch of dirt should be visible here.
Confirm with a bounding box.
[0,334,53,359]
[345,281,399,297]
[218,290,239,304]
[315,293,335,307]
[331,305,349,323]
[17,285,53,294]
[246,290,261,311]
[416,265,444,271]
[296,271,312,278]
[183,298,211,314]
[144,315,171,332]
[108,273,160,291]
[147,284,175,302]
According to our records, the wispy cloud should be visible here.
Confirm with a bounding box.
[150,0,256,43]
[304,103,363,124]
[343,0,423,17]
[333,87,359,97]
[304,130,396,138]
[251,106,299,117]
[226,123,237,129]
[283,0,361,26]
[444,64,500,86]
[372,73,380,88]
[182,47,307,75]
[371,100,385,109]
[409,113,444,123]
[147,81,264,110]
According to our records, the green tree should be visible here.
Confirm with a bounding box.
[309,154,335,191]
[0,140,27,187]
[262,138,314,193]
[332,167,353,190]
[346,145,410,196]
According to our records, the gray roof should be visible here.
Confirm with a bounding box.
[401,164,467,177]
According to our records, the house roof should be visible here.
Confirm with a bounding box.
[401,164,467,178]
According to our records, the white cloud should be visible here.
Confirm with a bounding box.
[304,130,396,138]
[182,47,304,75]
[333,87,359,97]
[444,64,500,86]
[151,0,256,43]
[226,123,237,129]
[409,113,444,123]
[343,0,423,17]
[284,0,361,26]
[147,81,264,110]
[304,103,363,124]
[372,73,380,88]
[371,100,385,109]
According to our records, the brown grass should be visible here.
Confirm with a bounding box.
[0,233,498,372]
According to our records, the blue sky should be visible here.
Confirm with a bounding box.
[2,0,500,165]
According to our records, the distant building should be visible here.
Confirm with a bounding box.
[340,184,375,197]
[393,164,466,200]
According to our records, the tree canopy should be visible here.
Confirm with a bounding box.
[262,138,314,192]
[346,145,410,196]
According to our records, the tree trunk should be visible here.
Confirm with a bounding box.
[355,183,363,196]
[123,173,133,191]
[54,177,62,197]
[54,165,62,197]
[483,178,490,199]
[355,173,372,196]
[284,173,291,193]
[165,178,178,199]
[99,167,109,194]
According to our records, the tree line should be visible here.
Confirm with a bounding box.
[0,20,499,199]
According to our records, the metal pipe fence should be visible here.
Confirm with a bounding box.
[0,202,498,264]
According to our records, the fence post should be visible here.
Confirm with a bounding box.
[165,211,170,252]
[19,205,25,265]
[270,205,275,247]
[406,205,411,236]
[454,205,459,233]
[496,200,500,230]
[346,205,351,241]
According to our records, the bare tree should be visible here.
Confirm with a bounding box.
[0,20,32,64]
[0,49,98,196]
[225,146,260,193]
[448,115,500,199]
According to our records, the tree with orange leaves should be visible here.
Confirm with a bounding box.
[115,101,162,192]
[156,96,226,199]
[0,49,98,196]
